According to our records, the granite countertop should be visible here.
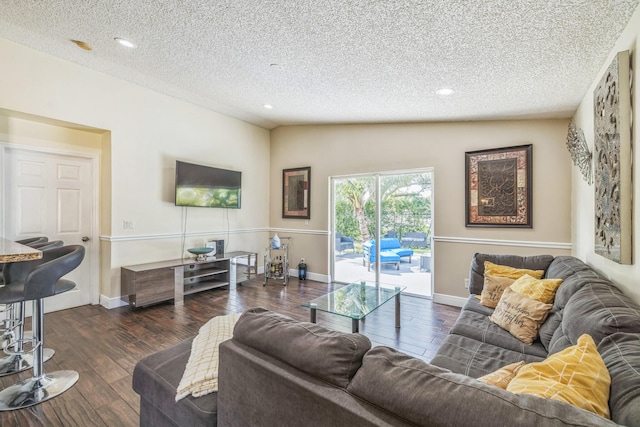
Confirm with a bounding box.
[0,238,43,263]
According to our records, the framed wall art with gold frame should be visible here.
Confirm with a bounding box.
[465,144,532,228]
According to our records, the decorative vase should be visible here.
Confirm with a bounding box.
[271,234,281,249]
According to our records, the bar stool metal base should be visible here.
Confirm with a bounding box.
[0,370,79,410]
[0,348,54,377]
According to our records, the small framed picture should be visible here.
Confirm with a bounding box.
[283,167,310,219]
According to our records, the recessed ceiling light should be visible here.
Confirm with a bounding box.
[436,88,455,96]
[263,104,273,109]
[114,37,137,48]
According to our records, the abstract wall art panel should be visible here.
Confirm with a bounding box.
[593,50,632,264]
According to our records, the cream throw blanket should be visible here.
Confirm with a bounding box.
[175,313,241,401]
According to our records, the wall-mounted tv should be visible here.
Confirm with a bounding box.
[175,160,241,208]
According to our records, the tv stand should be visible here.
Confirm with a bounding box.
[174,257,231,305]
[121,257,231,307]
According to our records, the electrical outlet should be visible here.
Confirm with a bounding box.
[464,278,470,289]
[123,219,135,229]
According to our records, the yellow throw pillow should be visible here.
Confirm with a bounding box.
[489,287,552,344]
[510,274,563,304]
[507,334,611,419]
[477,361,526,389]
[484,261,545,280]
[480,275,516,308]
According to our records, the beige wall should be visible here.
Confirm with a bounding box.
[571,5,640,302]
[0,38,271,304]
[270,120,572,302]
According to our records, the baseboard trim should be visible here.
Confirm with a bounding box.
[433,293,467,308]
[295,270,329,283]
[101,294,129,309]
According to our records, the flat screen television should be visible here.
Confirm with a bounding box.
[175,160,241,208]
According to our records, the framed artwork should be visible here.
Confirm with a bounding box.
[465,144,532,228]
[283,167,311,219]
[593,50,631,264]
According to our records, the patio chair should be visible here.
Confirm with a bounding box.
[335,232,355,254]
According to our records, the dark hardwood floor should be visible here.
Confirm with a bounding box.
[0,276,460,426]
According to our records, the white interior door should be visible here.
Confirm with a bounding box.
[3,148,95,313]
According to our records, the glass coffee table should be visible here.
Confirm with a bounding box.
[303,281,406,333]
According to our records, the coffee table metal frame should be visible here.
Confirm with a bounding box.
[303,280,405,333]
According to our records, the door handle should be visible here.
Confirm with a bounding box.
[82,236,90,242]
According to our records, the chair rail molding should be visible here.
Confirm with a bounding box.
[102,227,329,242]
[432,236,571,250]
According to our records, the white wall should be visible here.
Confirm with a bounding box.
[0,38,271,303]
[571,5,640,302]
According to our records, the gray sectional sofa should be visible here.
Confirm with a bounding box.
[133,254,640,426]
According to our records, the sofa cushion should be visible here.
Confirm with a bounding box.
[551,271,608,311]
[508,334,611,419]
[598,332,640,426]
[450,310,548,358]
[389,248,413,258]
[547,320,574,354]
[364,238,412,262]
[232,307,371,388]
[132,337,219,427]
[351,346,614,427]
[430,334,545,378]
[379,238,401,249]
[545,255,600,281]
[538,309,563,352]
[469,254,554,295]
[559,282,640,347]
[377,251,401,263]
[462,295,496,317]
[489,287,552,345]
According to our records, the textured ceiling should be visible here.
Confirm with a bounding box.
[1,1,638,129]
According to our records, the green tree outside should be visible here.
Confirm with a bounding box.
[335,173,432,251]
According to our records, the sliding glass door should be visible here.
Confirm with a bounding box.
[331,169,433,297]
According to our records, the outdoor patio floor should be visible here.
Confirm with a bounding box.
[334,252,432,298]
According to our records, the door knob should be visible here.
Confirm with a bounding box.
[82,236,90,242]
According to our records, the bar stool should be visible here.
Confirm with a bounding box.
[15,237,49,246]
[0,245,84,410]
[0,241,63,376]
[1,238,50,343]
